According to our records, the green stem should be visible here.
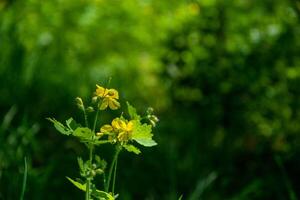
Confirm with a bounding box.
[86,146,93,200]
[112,155,118,195]
[103,172,106,190]
[105,146,121,192]
[86,103,100,200]
[93,109,99,133]
[20,157,27,200]
[83,109,89,128]
[85,179,90,200]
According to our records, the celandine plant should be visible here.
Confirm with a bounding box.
[48,83,158,200]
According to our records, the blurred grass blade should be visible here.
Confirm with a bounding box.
[275,155,297,200]
[20,157,28,200]
[1,106,17,131]
[188,172,217,200]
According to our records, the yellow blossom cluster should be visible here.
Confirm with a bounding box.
[94,84,120,110]
[97,118,134,143]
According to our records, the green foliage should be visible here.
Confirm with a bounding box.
[73,127,93,141]
[67,177,114,200]
[48,85,158,199]
[1,0,300,199]
[123,144,141,155]
[126,102,141,120]
[47,118,73,136]
[131,120,157,147]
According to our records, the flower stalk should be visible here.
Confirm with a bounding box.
[48,83,158,200]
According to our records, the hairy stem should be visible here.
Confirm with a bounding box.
[93,109,99,133]
[86,146,93,200]
[86,105,98,200]
[105,146,121,192]
[83,109,89,128]
[112,155,118,195]
[85,179,90,200]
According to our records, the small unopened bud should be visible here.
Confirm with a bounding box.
[96,168,104,174]
[92,96,98,104]
[96,132,104,137]
[150,120,156,127]
[146,107,154,114]
[75,97,84,110]
[86,106,94,113]
[150,115,159,123]
[91,170,96,177]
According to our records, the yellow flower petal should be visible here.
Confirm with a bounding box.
[100,124,113,133]
[99,98,109,110]
[112,118,122,130]
[108,98,120,110]
[95,85,107,97]
[117,131,128,142]
[126,120,134,132]
[107,89,119,99]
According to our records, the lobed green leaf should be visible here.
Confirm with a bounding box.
[47,118,72,135]
[67,177,114,200]
[73,127,93,140]
[131,120,157,147]
[66,177,86,191]
[126,102,141,120]
[123,144,141,154]
[66,117,81,131]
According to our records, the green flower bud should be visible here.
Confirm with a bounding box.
[75,97,84,110]
[150,115,159,123]
[146,107,154,114]
[92,96,98,104]
[149,120,156,127]
[96,168,104,174]
[91,170,96,177]
[86,106,94,113]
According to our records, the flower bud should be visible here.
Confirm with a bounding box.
[86,106,94,113]
[146,107,154,114]
[151,115,159,123]
[91,170,96,177]
[150,120,156,127]
[75,97,84,110]
[92,96,98,104]
[96,168,104,174]
[96,132,104,137]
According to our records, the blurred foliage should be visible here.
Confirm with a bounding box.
[1,0,300,199]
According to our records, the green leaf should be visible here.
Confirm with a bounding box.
[178,195,183,200]
[77,157,84,173]
[131,120,157,147]
[123,144,141,154]
[93,190,115,200]
[127,102,141,120]
[73,127,93,140]
[66,117,81,131]
[47,118,72,135]
[67,177,86,191]
[67,177,114,200]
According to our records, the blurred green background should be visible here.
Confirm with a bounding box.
[1,0,300,199]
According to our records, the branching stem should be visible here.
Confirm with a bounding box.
[105,146,121,193]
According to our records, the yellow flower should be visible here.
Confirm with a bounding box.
[117,120,133,142]
[99,118,134,143]
[94,84,120,110]
[100,124,113,133]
